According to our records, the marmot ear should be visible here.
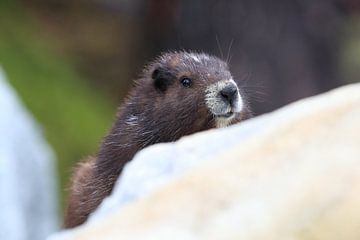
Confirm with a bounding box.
[152,67,172,92]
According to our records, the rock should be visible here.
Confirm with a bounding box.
[49,83,360,240]
[0,68,59,240]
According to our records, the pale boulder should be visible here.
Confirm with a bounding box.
[50,83,360,240]
[0,68,59,240]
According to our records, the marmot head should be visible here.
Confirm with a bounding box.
[123,51,251,143]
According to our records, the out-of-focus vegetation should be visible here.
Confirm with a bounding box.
[0,0,115,211]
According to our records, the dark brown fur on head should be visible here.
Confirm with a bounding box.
[64,51,252,228]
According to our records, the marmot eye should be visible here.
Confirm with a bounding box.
[181,78,192,88]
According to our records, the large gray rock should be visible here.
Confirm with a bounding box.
[49,83,360,240]
[0,68,59,240]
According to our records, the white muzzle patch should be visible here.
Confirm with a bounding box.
[205,79,243,127]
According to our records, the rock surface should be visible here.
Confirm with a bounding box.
[0,68,59,240]
[50,83,360,240]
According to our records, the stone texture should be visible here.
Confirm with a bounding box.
[0,68,59,240]
[49,83,360,240]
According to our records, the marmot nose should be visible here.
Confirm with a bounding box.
[220,85,238,105]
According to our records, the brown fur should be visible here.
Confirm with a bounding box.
[64,51,252,228]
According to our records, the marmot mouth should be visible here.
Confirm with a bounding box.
[215,111,234,118]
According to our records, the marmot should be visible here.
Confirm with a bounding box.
[64,51,252,228]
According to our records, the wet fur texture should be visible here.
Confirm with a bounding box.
[64,51,252,228]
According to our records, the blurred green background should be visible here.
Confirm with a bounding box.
[1,0,359,219]
[0,1,115,211]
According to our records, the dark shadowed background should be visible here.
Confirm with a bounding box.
[1,0,359,214]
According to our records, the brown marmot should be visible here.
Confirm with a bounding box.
[64,51,252,228]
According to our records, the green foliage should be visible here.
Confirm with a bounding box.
[0,2,115,213]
